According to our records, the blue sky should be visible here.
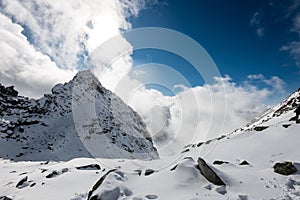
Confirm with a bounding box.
[129,0,300,94]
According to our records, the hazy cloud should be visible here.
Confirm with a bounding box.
[250,12,264,38]
[281,14,300,68]
[113,73,283,156]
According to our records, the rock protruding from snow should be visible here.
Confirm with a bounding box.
[197,158,226,186]
[273,162,297,176]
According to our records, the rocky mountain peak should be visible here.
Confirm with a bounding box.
[0,70,158,161]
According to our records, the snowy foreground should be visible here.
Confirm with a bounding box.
[0,72,299,200]
[1,90,300,200]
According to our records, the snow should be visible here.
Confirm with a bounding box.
[0,73,300,199]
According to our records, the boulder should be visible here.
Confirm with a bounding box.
[76,164,101,170]
[253,126,268,131]
[16,176,28,188]
[0,196,13,200]
[239,160,250,166]
[273,162,297,175]
[88,169,117,200]
[144,169,155,176]
[6,86,18,97]
[197,158,226,186]
[213,160,229,165]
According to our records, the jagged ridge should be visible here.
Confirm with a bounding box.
[0,70,158,161]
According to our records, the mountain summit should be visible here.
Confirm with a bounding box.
[0,70,158,161]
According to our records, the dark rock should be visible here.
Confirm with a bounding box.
[16,176,28,188]
[87,169,117,200]
[253,126,268,131]
[6,86,18,97]
[295,104,300,115]
[215,185,227,195]
[30,182,36,187]
[290,116,297,121]
[170,164,178,171]
[181,149,190,153]
[145,194,158,199]
[197,158,226,186]
[16,153,24,157]
[273,162,297,175]
[213,160,229,165]
[144,169,155,176]
[239,160,250,166]
[205,140,212,144]
[76,164,101,170]
[41,161,49,165]
[197,142,203,147]
[134,169,142,176]
[0,196,13,200]
[282,124,291,128]
[61,168,69,173]
[46,171,59,178]
[238,195,248,200]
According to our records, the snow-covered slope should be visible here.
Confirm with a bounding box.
[0,70,158,161]
[84,88,300,200]
[0,87,299,200]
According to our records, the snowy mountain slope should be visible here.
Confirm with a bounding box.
[85,88,300,200]
[0,87,299,200]
[239,88,300,132]
[0,70,158,161]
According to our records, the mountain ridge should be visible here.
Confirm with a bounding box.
[0,70,158,161]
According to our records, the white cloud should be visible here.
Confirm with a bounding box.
[250,12,261,26]
[0,0,134,68]
[109,71,283,156]
[247,74,286,92]
[256,27,264,38]
[0,13,76,97]
[281,14,300,67]
[250,12,264,38]
[281,41,300,67]
[0,0,150,97]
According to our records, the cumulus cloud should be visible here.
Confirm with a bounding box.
[247,74,286,92]
[0,13,75,97]
[0,0,151,97]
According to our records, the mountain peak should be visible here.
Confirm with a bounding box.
[72,70,100,83]
[0,71,158,161]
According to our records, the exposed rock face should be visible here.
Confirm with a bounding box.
[239,160,250,166]
[87,169,119,200]
[213,160,229,165]
[0,196,13,200]
[0,70,158,161]
[273,162,297,175]
[16,176,28,188]
[197,158,226,186]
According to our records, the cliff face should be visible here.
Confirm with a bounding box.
[0,70,158,161]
